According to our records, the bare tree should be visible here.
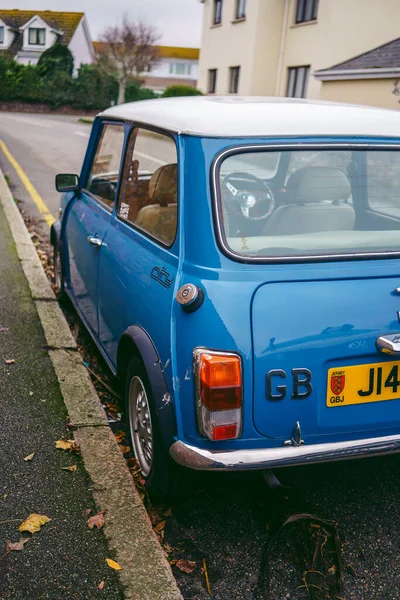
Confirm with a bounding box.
[98,16,160,105]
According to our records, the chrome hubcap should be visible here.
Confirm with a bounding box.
[128,376,153,477]
[54,250,62,292]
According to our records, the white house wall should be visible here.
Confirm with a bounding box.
[0,18,16,49]
[68,17,94,74]
[198,0,260,94]
[199,0,400,99]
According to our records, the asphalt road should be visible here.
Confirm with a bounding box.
[0,112,89,221]
[3,111,400,599]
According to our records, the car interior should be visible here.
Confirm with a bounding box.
[221,149,400,257]
[118,159,178,245]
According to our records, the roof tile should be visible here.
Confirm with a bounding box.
[320,37,400,71]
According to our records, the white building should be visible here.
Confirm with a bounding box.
[0,10,94,73]
[145,46,199,93]
[94,43,199,94]
[198,0,400,109]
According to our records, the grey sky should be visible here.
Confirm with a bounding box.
[1,0,204,47]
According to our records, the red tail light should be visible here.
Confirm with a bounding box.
[194,349,243,441]
[213,424,238,441]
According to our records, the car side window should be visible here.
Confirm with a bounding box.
[117,128,178,246]
[86,123,125,209]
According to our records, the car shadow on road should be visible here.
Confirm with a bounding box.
[165,455,400,600]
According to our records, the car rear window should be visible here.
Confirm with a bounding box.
[216,147,400,260]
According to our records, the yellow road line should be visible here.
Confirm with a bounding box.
[0,139,55,227]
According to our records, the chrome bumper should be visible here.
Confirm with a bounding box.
[169,433,400,471]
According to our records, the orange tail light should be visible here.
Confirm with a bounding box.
[194,349,243,441]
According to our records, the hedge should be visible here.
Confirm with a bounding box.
[162,85,202,98]
[0,57,156,110]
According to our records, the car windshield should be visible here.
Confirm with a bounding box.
[217,147,400,259]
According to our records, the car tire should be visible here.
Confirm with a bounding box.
[125,356,180,503]
[53,244,67,302]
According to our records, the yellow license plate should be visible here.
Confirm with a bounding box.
[327,361,400,407]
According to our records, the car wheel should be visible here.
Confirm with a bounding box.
[125,356,180,503]
[53,244,66,301]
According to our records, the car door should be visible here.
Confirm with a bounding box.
[96,126,179,369]
[64,121,125,336]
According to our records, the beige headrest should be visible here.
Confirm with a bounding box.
[286,166,351,204]
[149,163,178,206]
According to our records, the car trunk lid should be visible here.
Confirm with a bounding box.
[252,275,400,441]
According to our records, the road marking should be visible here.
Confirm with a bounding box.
[0,139,55,227]
[11,116,53,129]
[135,151,166,166]
[74,131,90,138]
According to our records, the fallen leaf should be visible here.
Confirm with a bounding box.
[24,453,35,462]
[155,520,166,532]
[19,513,51,534]
[82,509,92,519]
[61,465,77,472]
[98,581,105,590]
[88,511,105,530]
[175,559,197,574]
[5,359,15,365]
[55,439,77,452]
[6,538,29,552]
[120,445,131,455]
[0,327,9,333]
[162,507,172,517]
[328,565,337,576]
[106,558,122,570]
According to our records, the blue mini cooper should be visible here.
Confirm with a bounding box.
[53,96,400,499]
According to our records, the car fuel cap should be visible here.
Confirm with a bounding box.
[176,284,204,313]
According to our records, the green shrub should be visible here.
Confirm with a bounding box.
[125,81,156,102]
[73,64,118,109]
[37,44,74,78]
[162,85,202,98]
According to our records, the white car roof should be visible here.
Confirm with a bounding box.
[99,96,400,139]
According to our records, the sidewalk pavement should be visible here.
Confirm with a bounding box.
[0,169,183,600]
[0,198,123,599]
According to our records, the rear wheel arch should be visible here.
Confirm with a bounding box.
[117,326,177,448]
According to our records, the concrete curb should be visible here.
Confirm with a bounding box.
[0,170,183,600]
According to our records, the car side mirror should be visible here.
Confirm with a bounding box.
[56,173,80,193]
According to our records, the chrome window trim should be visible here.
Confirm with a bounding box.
[211,142,400,264]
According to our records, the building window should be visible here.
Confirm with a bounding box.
[213,0,223,25]
[295,0,318,23]
[208,69,217,94]
[28,28,46,45]
[286,66,309,98]
[0,27,4,44]
[235,0,246,19]
[229,66,240,94]
[169,63,192,76]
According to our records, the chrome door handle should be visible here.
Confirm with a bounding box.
[376,334,400,355]
[87,236,102,247]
